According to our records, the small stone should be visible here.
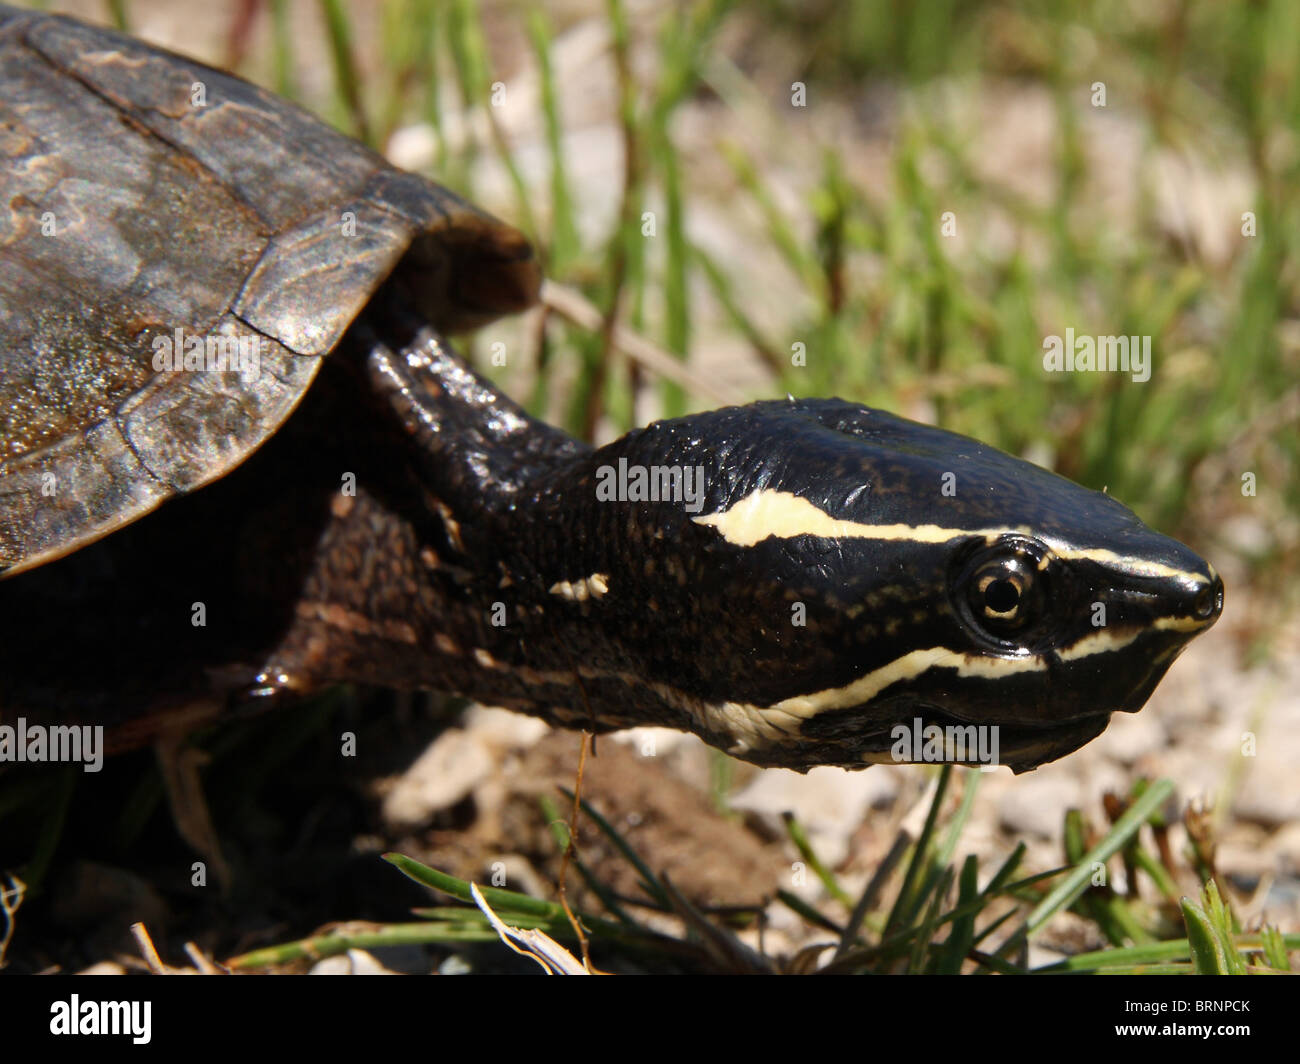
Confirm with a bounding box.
[310,949,397,975]
[1094,711,1166,764]
[77,962,127,975]
[462,704,551,750]
[997,770,1082,839]
[381,729,494,829]
[1235,733,1300,827]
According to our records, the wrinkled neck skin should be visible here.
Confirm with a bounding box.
[274,323,736,754]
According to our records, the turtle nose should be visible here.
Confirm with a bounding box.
[1191,570,1224,624]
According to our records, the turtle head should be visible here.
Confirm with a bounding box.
[597,399,1222,772]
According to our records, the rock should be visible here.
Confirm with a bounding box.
[461,705,551,750]
[76,961,127,975]
[310,949,397,975]
[997,770,1082,839]
[1094,710,1166,764]
[380,728,495,830]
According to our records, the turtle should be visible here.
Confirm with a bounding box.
[0,5,1223,797]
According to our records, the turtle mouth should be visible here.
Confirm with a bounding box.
[797,696,1114,774]
[858,706,1114,774]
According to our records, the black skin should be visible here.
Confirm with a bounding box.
[0,305,1222,773]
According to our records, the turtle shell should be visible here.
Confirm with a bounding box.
[0,5,539,578]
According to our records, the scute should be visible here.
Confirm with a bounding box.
[233,200,418,356]
[0,5,540,577]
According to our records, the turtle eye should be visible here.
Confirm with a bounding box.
[979,572,1024,620]
[956,541,1047,641]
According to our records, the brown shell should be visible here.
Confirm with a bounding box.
[0,6,538,577]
